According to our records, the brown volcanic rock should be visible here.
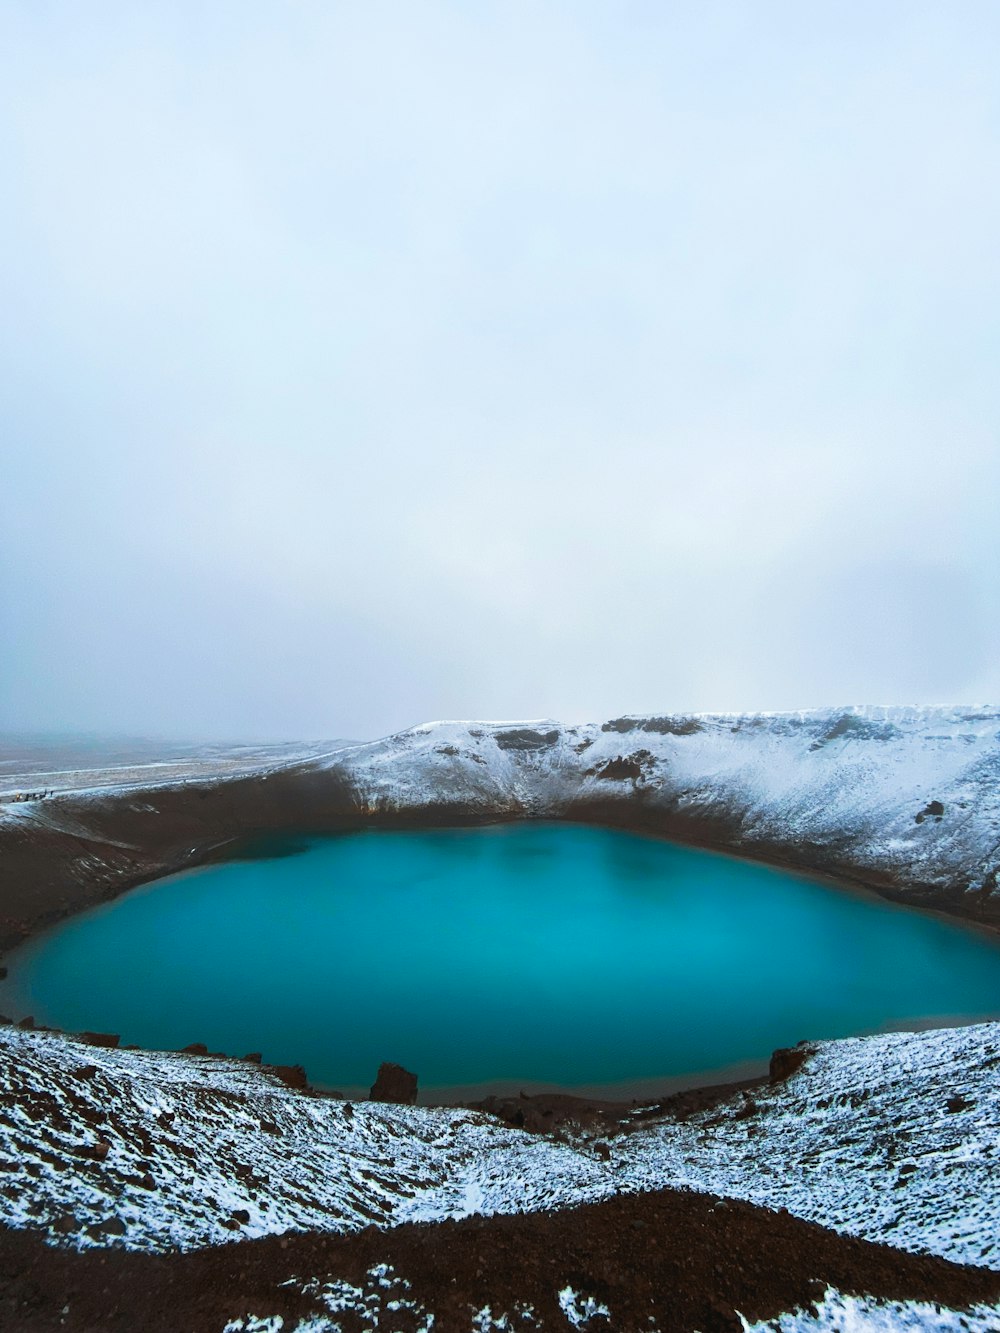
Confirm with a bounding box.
[769,1044,815,1083]
[369,1061,418,1104]
[79,1031,120,1049]
[270,1063,309,1091]
[470,1090,634,1135]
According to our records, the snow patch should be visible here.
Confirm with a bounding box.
[739,1287,1000,1332]
[557,1286,611,1327]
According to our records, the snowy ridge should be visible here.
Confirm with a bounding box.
[615,1021,1000,1268]
[3,707,999,932]
[0,1029,608,1253]
[2,1019,999,1268]
[316,706,1000,913]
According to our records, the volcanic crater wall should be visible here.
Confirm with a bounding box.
[2,705,1000,951]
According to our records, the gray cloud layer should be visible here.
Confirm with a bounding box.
[2,2,998,741]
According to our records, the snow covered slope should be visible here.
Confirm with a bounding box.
[0,1028,607,1254]
[313,706,1000,920]
[615,1021,1000,1269]
[2,1018,999,1269]
[3,707,999,946]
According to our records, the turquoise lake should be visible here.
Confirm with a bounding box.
[4,823,1000,1094]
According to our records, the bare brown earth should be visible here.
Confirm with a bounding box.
[3,1186,1000,1332]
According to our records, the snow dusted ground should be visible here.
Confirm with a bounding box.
[0,1028,607,1252]
[739,1289,1000,1333]
[614,1022,1000,1269]
[0,738,346,799]
[1,1019,998,1269]
[221,1288,1000,1333]
[316,706,1000,918]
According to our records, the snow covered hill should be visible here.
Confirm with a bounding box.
[2,1018,998,1269]
[3,707,1000,946]
[313,706,1000,920]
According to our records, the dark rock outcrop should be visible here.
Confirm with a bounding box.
[1,1183,998,1333]
[602,716,704,736]
[594,750,655,782]
[493,728,560,751]
[369,1061,418,1104]
[80,1031,120,1049]
[769,1045,814,1084]
[271,1064,309,1091]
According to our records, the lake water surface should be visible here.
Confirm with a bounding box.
[4,824,1000,1094]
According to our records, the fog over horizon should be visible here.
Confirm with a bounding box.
[3,2,999,744]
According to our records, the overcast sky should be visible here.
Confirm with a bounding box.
[2,1,999,742]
